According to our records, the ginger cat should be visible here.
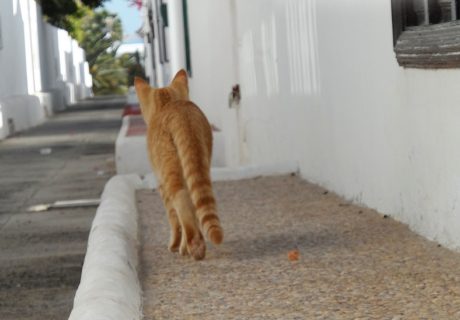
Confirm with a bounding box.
[134,70,223,260]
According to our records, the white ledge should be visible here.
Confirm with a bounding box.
[69,174,144,320]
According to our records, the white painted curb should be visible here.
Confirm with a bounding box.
[115,116,151,175]
[141,162,299,189]
[69,174,144,320]
[69,163,298,320]
[211,162,299,181]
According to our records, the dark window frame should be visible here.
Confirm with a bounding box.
[392,0,460,68]
[182,0,192,76]
[155,0,169,64]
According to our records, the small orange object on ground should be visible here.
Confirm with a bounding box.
[288,249,299,261]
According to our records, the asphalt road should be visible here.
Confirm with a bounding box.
[0,96,125,319]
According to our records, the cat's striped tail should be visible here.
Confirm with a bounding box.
[170,109,223,245]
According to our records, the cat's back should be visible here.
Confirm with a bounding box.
[165,100,207,119]
[161,100,211,134]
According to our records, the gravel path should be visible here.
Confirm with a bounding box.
[138,175,460,319]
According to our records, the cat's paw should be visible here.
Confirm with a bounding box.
[168,230,181,252]
[168,242,180,252]
[188,234,206,261]
[179,235,189,256]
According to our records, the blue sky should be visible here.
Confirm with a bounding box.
[104,0,143,44]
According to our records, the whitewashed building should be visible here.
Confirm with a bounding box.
[140,0,460,251]
[0,0,93,140]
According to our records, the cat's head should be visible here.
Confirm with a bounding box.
[134,69,189,122]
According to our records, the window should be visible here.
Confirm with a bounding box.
[157,0,169,64]
[182,0,192,76]
[392,0,460,68]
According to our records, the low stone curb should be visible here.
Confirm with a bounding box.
[68,174,144,320]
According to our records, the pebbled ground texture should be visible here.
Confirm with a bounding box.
[138,175,460,320]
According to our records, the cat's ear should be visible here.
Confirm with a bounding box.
[171,69,189,99]
[172,69,188,87]
[134,77,150,93]
[134,77,151,104]
[134,77,153,121]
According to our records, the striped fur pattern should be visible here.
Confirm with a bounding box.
[134,70,223,260]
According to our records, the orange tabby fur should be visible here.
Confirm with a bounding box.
[134,70,223,260]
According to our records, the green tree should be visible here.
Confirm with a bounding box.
[39,0,106,35]
[80,10,123,65]
[91,52,128,95]
[40,0,146,95]
[79,10,128,95]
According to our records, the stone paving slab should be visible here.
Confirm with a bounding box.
[138,175,460,319]
[0,97,124,319]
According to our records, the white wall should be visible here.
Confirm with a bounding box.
[0,0,93,139]
[239,0,460,250]
[166,0,186,74]
[178,0,460,250]
[186,0,242,166]
[0,0,45,138]
[142,0,171,87]
[0,0,30,98]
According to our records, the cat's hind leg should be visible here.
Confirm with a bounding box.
[171,189,206,260]
[158,185,181,252]
[167,208,181,252]
[159,156,206,260]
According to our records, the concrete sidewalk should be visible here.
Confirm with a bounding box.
[0,96,125,320]
[138,175,460,319]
